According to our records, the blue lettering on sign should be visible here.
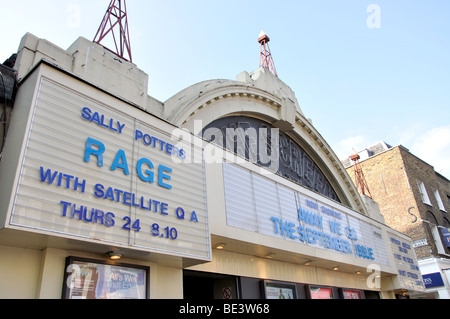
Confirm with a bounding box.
[136,160,173,190]
[297,225,307,242]
[270,217,297,240]
[84,138,105,167]
[328,220,343,236]
[355,244,375,260]
[84,137,173,189]
[81,107,125,134]
[408,272,418,279]
[60,201,115,227]
[110,149,130,175]
[135,129,187,160]
[298,208,323,230]
[35,110,203,245]
[271,216,354,255]
[403,256,414,264]
[306,199,318,210]
[320,206,342,220]
[158,165,173,190]
[345,226,358,241]
[40,167,86,193]
[190,211,199,223]
[136,158,155,182]
[402,242,411,250]
[391,237,421,281]
[93,183,169,215]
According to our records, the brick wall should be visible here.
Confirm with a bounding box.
[345,146,450,260]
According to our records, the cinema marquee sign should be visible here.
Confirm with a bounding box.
[8,75,210,260]
[223,163,391,266]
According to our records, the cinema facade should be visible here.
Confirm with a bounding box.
[0,33,425,299]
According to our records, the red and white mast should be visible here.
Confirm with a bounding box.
[94,0,133,62]
[258,30,278,77]
[350,154,373,199]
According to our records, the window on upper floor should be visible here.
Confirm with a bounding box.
[434,190,447,212]
[426,212,450,256]
[417,181,432,206]
[444,217,450,228]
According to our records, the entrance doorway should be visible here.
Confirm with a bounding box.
[183,270,239,300]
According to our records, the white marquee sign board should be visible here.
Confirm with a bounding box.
[223,163,391,266]
[9,76,210,260]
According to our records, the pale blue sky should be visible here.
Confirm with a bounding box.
[1,1,449,177]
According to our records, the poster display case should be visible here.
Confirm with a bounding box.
[261,281,297,299]
[62,257,149,299]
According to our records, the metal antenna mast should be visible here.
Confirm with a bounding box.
[258,30,278,77]
[350,154,373,199]
[94,0,133,62]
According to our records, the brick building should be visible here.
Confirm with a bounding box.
[343,142,450,298]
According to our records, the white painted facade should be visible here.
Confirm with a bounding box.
[0,33,426,299]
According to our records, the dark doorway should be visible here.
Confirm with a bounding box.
[183,270,238,300]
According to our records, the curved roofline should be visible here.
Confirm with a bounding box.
[165,79,284,126]
[162,68,369,215]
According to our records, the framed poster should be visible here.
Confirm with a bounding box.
[261,281,297,299]
[62,257,149,299]
[342,289,361,299]
[309,286,333,299]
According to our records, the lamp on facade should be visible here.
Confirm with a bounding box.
[215,243,226,250]
[107,251,123,260]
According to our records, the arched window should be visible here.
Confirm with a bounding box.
[443,217,450,228]
[426,211,438,225]
[202,116,341,202]
[426,211,449,256]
